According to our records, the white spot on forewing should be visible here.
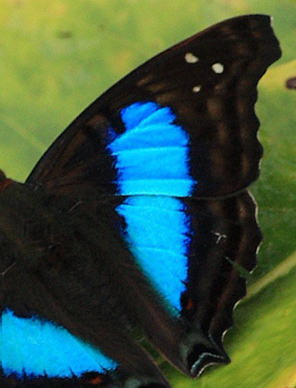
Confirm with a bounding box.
[192,85,201,93]
[212,63,224,74]
[185,52,199,63]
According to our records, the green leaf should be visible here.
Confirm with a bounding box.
[1,1,296,387]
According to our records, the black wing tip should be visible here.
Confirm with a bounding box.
[210,13,282,60]
[211,14,273,28]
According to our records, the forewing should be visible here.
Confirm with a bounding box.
[26,15,281,198]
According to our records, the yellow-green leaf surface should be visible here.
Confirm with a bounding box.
[1,1,296,387]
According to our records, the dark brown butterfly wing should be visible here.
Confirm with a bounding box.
[1,14,281,388]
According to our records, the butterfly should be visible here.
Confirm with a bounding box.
[0,14,281,388]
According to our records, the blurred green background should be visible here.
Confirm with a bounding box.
[1,0,296,387]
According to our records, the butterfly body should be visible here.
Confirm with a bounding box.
[0,14,281,388]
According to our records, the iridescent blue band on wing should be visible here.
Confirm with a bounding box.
[116,196,191,312]
[107,102,195,313]
[2,309,117,378]
[107,102,196,196]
